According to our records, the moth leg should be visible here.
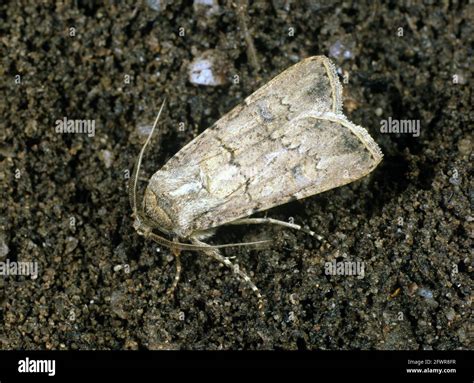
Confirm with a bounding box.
[190,237,265,314]
[228,218,323,240]
[164,239,182,298]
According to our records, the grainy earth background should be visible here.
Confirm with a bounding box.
[0,1,472,350]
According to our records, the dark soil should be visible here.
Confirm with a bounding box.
[0,1,472,350]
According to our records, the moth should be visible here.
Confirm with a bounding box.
[130,55,383,310]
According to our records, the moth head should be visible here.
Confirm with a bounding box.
[143,188,174,234]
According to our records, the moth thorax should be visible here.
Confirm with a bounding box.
[143,188,174,233]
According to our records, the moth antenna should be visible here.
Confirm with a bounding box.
[129,99,167,217]
[146,231,271,252]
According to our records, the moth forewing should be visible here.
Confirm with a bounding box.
[144,56,382,239]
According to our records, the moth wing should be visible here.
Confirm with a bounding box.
[247,114,383,205]
[244,55,343,115]
[147,56,382,237]
[189,114,382,229]
[161,56,343,175]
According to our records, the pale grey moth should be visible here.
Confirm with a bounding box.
[130,55,383,310]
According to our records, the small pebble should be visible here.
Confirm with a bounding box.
[188,50,228,86]
[147,0,168,12]
[407,282,418,296]
[445,308,455,321]
[100,149,113,169]
[417,287,433,299]
[329,40,353,61]
[193,0,219,16]
[64,237,79,255]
